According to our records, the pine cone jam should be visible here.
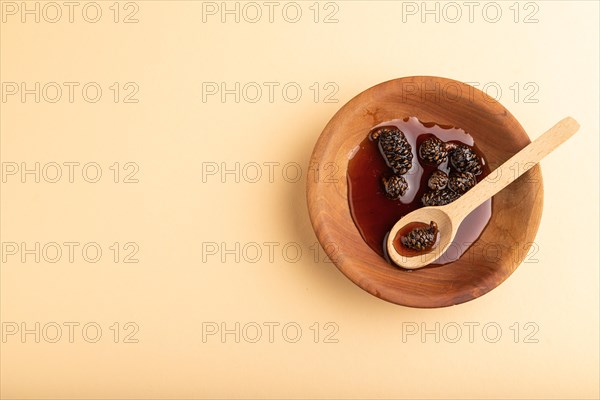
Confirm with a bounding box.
[395,221,439,256]
[347,117,492,267]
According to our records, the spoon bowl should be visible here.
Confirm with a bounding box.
[387,206,455,269]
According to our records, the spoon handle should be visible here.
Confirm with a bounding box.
[451,117,580,220]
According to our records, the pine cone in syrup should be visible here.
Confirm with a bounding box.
[449,144,482,175]
[428,170,449,191]
[373,127,413,175]
[419,137,448,165]
[401,221,438,251]
[421,189,460,207]
[447,171,476,194]
[382,174,408,200]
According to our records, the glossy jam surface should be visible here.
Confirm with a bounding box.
[347,117,492,266]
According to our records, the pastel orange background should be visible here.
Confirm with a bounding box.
[1,1,598,399]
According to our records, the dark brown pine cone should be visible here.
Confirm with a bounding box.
[428,170,448,191]
[382,175,408,199]
[401,221,438,251]
[448,171,476,194]
[421,189,460,207]
[369,126,389,140]
[449,144,482,175]
[374,127,413,175]
[419,137,448,165]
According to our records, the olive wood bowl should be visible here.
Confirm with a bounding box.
[306,76,543,308]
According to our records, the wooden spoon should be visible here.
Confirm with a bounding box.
[387,117,580,269]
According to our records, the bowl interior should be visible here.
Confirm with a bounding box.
[307,76,543,308]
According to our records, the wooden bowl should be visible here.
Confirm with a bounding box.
[306,76,543,308]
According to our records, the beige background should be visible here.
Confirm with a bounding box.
[1,1,598,399]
